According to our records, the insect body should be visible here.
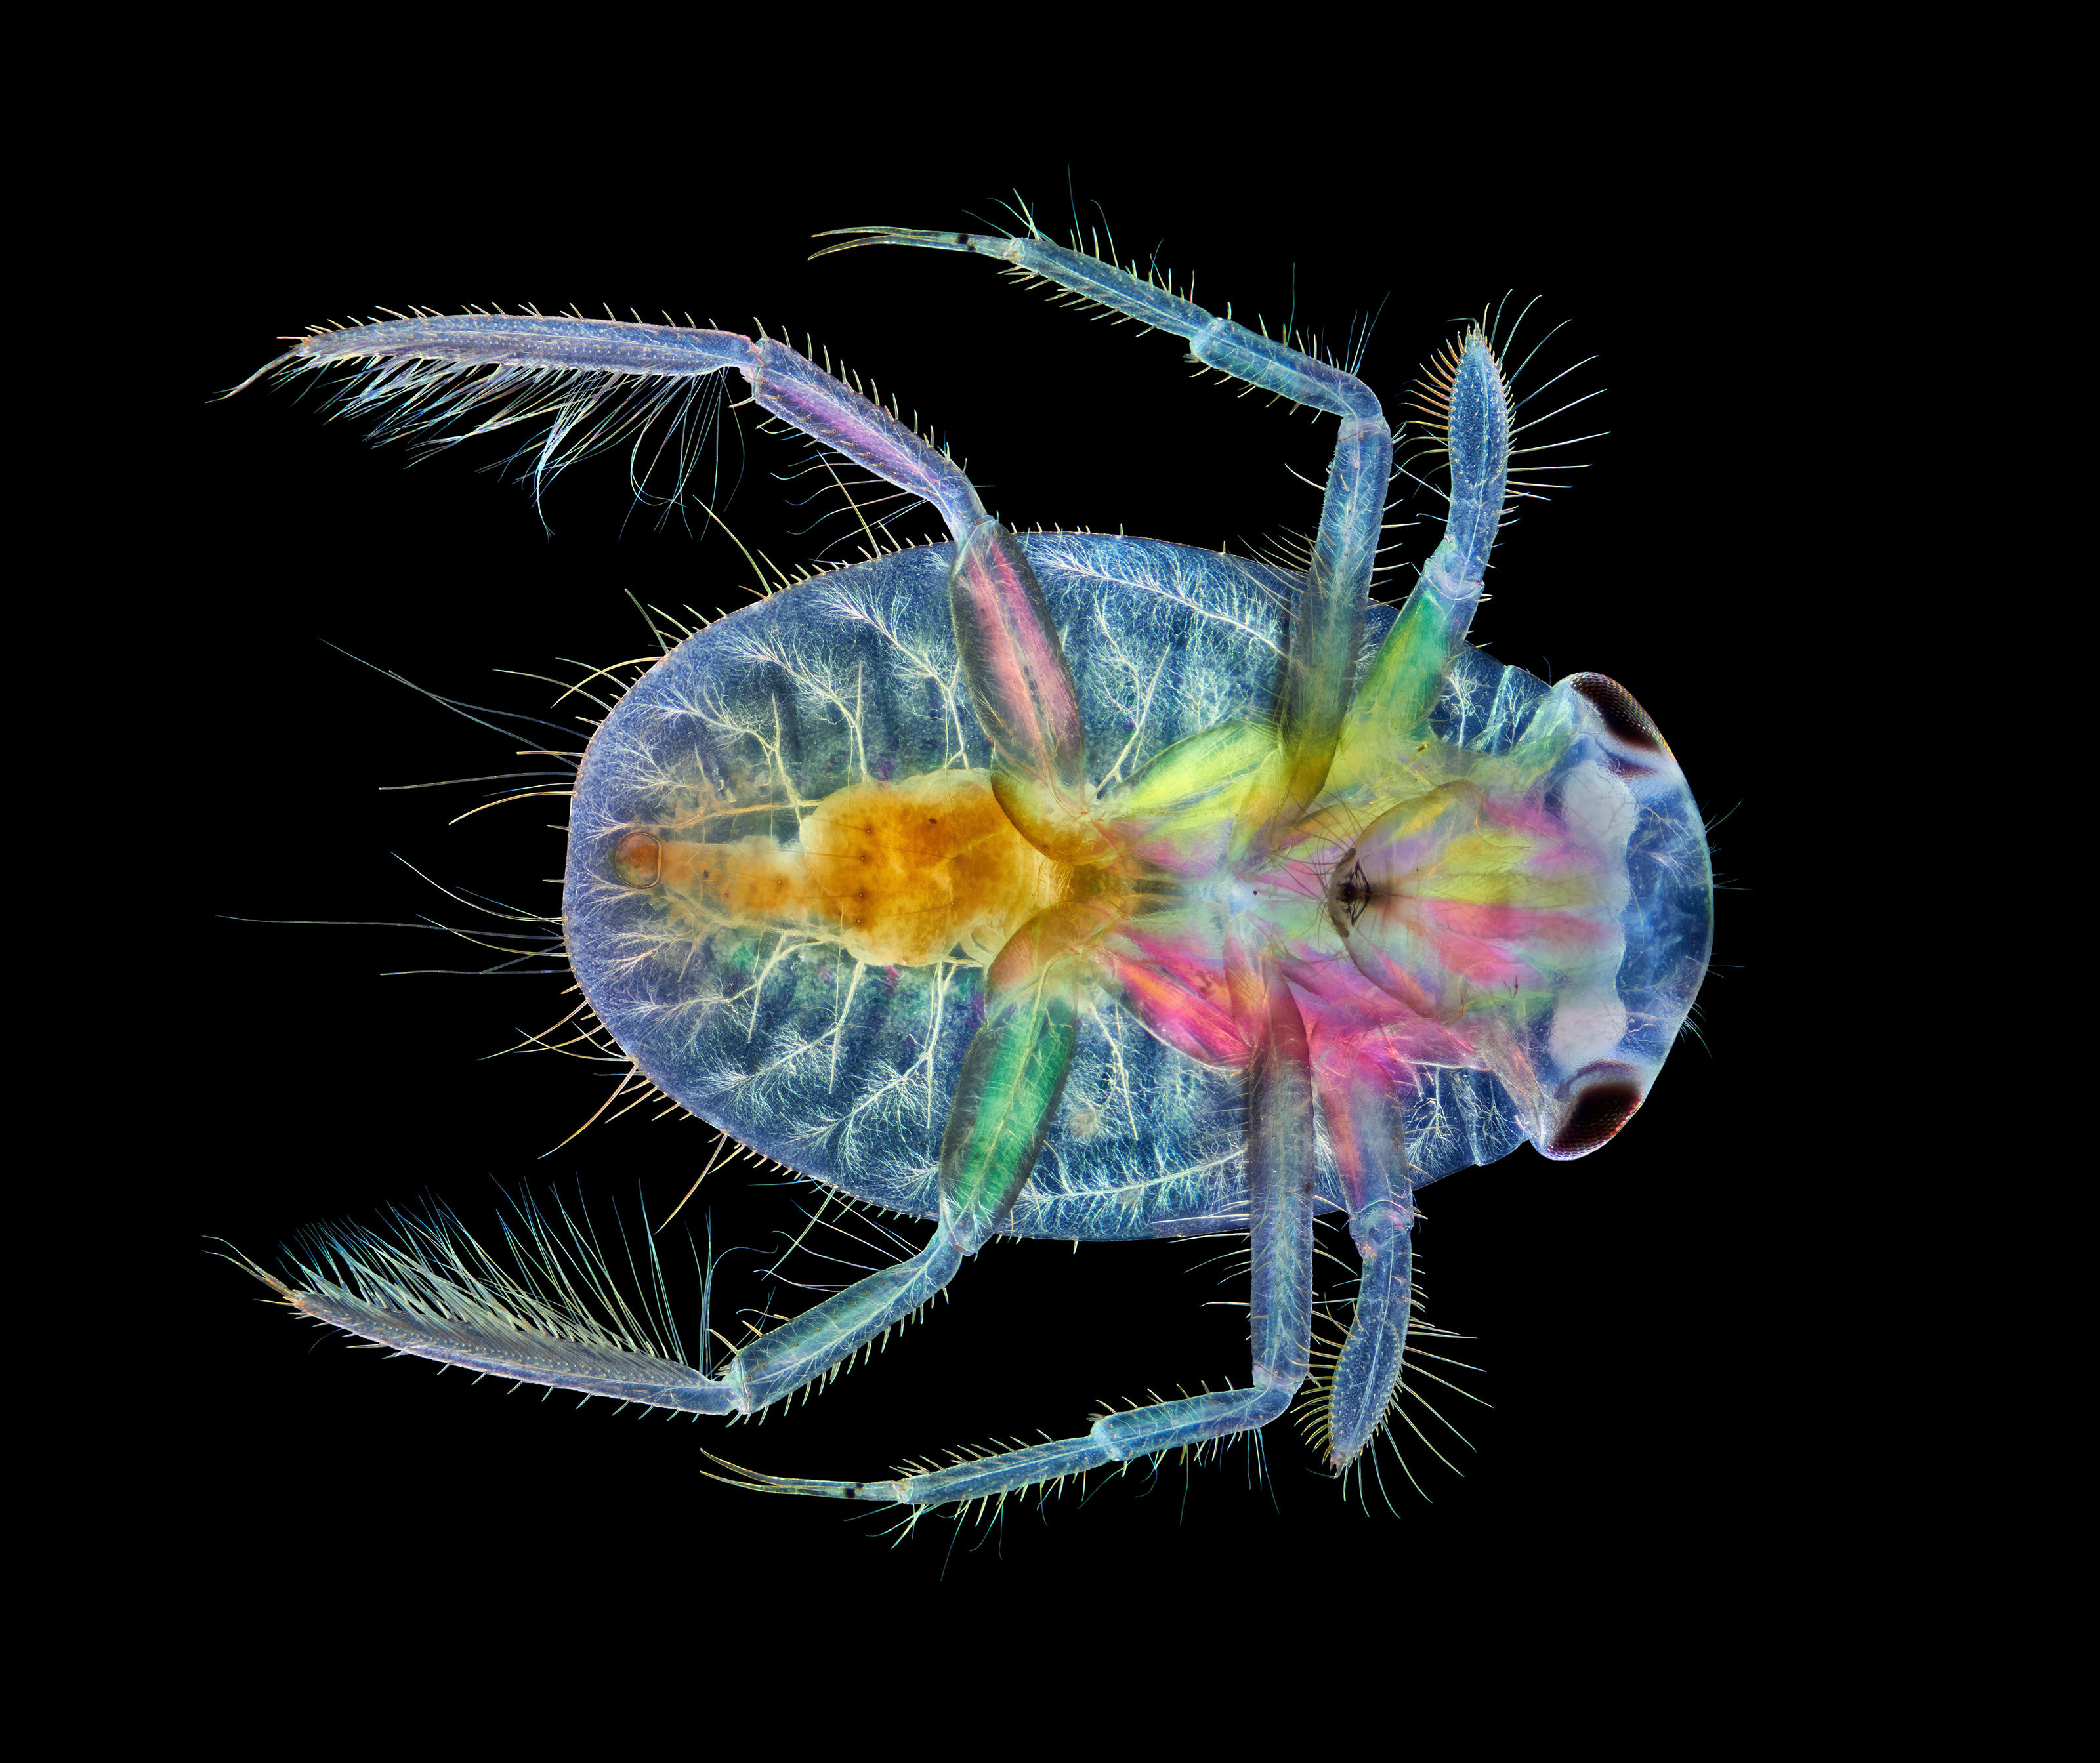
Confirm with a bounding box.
[241,223,1713,1510]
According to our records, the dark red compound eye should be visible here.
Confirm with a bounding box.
[1546,1064,1645,1158]
[1568,673,1663,751]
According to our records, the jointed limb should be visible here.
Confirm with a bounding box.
[1312,1042,1418,1467]
[827,225,1395,850]
[736,959,1316,1509]
[245,310,1097,867]
[264,904,1106,1430]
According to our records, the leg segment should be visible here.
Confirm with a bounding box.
[1312,1041,1419,1468]
[1332,331,1515,771]
[933,903,1112,1237]
[242,315,991,538]
[947,522,1102,864]
[267,1228,966,1417]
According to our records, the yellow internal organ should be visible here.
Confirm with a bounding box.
[642,769,1070,966]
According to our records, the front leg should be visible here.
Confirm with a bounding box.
[1332,327,1514,764]
[1312,1039,1418,1468]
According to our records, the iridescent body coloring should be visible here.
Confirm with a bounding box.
[237,218,1714,1513]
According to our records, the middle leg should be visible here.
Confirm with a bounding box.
[732,958,1316,1509]
[826,222,1396,848]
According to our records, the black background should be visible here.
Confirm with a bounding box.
[179,137,1775,1631]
